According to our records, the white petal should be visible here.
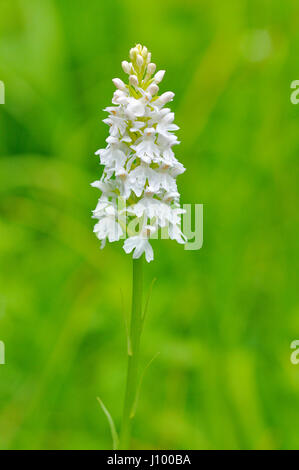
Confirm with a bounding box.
[144,241,154,262]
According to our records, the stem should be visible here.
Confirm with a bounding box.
[119,257,143,450]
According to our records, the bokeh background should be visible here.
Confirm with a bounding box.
[0,0,298,450]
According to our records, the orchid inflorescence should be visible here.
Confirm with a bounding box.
[92,44,186,262]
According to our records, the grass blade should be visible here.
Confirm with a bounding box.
[130,352,160,419]
[96,397,119,450]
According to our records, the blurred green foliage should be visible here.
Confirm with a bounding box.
[0,0,298,450]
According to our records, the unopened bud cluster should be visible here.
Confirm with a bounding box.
[92,45,186,262]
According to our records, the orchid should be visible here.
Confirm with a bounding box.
[92,44,186,263]
[92,45,187,451]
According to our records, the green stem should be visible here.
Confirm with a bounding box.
[119,257,143,450]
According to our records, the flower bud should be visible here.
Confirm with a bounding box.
[121,61,131,74]
[147,84,159,96]
[130,47,138,60]
[112,78,126,91]
[136,54,144,68]
[160,91,175,104]
[142,46,148,58]
[147,52,152,63]
[154,70,165,84]
[147,63,156,75]
[129,75,139,87]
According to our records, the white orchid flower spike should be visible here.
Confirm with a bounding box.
[92,44,186,262]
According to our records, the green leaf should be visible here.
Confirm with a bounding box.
[96,397,119,450]
[130,352,160,419]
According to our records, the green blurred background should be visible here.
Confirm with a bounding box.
[0,0,298,450]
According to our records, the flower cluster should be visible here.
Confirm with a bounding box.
[92,44,186,262]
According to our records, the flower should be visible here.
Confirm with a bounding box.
[93,203,123,248]
[123,236,154,263]
[131,128,160,164]
[92,44,186,262]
